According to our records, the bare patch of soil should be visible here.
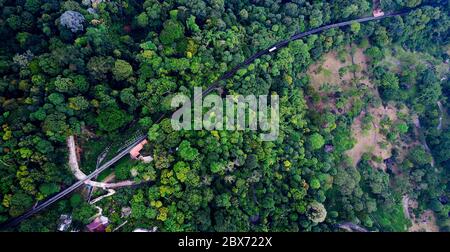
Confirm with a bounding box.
[306,47,370,115]
[346,105,398,170]
[406,197,439,232]
[306,47,415,171]
[308,50,353,90]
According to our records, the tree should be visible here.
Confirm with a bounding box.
[38,54,61,76]
[70,194,82,208]
[9,192,33,217]
[178,140,199,161]
[309,9,323,28]
[309,133,325,150]
[372,26,390,47]
[60,11,85,33]
[68,96,89,111]
[174,161,190,183]
[306,201,327,223]
[38,183,59,197]
[399,0,422,8]
[310,178,321,190]
[159,19,185,45]
[379,72,399,90]
[210,162,224,174]
[148,124,161,141]
[186,15,201,33]
[120,88,139,111]
[244,154,259,170]
[6,15,21,30]
[350,22,361,34]
[239,9,249,20]
[42,112,69,142]
[72,202,96,225]
[96,107,132,132]
[112,59,133,81]
[54,75,89,95]
[365,47,384,63]
[396,122,408,134]
[87,56,114,80]
[24,0,41,14]
[408,146,432,166]
[115,162,132,180]
[215,193,232,208]
[136,12,149,28]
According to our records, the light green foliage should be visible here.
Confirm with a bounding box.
[178,140,199,161]
[309,133,325,150]
[148,124,160,141]
[310,178,321,190]
[54,75,89,95]
[174,161,190,183]
[136,12,149,28]
[68,96,89,111]
[379,72,399,90]
[396,122,408,134]
[112,59,133,81]
[350,22,361,34]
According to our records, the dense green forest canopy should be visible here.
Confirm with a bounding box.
[0,0,449,231]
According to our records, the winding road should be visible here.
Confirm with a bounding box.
[196,12,405,100]
[0,10,410,230]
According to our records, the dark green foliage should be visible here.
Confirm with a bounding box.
[72,203,96,225]
[9,192,34,217]
[0,0,448,233]
[96,107,132,132]
[159,19,185,45]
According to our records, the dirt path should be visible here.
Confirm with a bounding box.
[402,195,411,219]
[402,195,439,232]
[336,222,369,232]
[90,189,116,205]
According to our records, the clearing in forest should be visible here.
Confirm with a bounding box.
[405,197,439,232]
[308,50,354,90]
[307,46,400,170]
[346,105,398,170]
